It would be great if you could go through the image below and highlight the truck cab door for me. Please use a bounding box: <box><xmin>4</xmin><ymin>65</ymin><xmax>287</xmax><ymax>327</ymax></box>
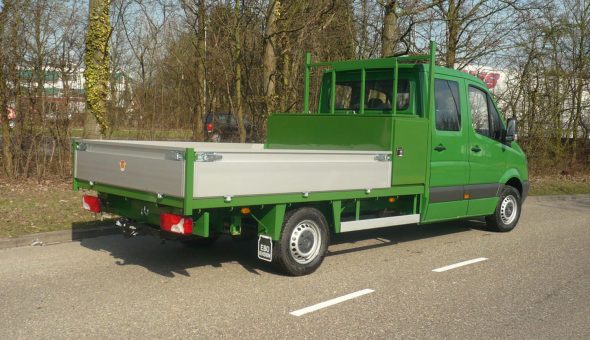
<box><xmin>466</xmin><ymin>85</ymin><xmax>507</xmax><ymax>216</ymax></box>
<box><xmin>424</xmin><ymin>78</ymin><xmax>469</xmax><ymax>222</ymax></box>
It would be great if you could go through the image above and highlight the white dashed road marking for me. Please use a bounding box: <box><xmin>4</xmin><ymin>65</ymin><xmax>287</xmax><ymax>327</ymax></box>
<box><xmin>432</xmin><ymin>257</ymin><xmax>488</xmax><ymax>272</ymax></box>
<box><xmin>290</xmin><ymin>289</ymin><xmax>375</xmax><ymax>316</ymax></box>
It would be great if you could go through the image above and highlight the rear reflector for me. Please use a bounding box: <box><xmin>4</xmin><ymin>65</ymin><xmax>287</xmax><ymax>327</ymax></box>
<box><xmin>82</xmin><ymin>195</ymin><xmax>101</xmax><ymax>213</ymax></box>
<box><xmin>160</xmin><ymin>213</ymin><xmax>193</xmax><ymax>235</ymax></box>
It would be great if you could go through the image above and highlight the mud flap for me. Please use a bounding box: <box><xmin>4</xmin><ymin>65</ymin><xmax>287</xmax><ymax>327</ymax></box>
<box><xmin>257</xmin><ymin>235</ymin><xmax>273</xmax><ymax>262</ymax></box>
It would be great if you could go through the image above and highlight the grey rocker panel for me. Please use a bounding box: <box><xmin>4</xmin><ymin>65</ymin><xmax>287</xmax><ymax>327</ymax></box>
<box><xmin>429</xmin><ymin>183</ymin><xmax>502</xmax><ymax>203</ymax></box>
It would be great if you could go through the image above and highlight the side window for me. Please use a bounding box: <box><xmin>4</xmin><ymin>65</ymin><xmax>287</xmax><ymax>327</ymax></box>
<box><xmin>434</xmin><ymin>79</ymin><xmax>461</xmax><ymax>131</ymax></box>
<box><xmin>469</xmin><ymin>86</ymin><xmax>503</xmax><ymax>141</ymax></box>
<box><xmin>468</xmin><ymin>87</ymin><xmax>490</xmax><ymax>137</ymax></box>
<box><xmin>487</xmin><ymin>97</ymin><xmax>503</xmax><ymax>141</ymax></box>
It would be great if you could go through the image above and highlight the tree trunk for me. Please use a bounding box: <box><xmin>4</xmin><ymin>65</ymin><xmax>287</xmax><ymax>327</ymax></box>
<box><xmin>445</xmin><ymin>0</ymin><xmax>459</xmax><ymax>68</ymax></box>
<box><xmin>263</xmin><ymin>0</ymin><xmax>280</xmax><ymax>118</ymax></box>
<box><xmin>83</xmin><ymin>0</ymin><xmax>111</xmax><ymax>139</ymax></box>
<box><xmin>234</xmin><ymin>0</ymin><xmax>246</xmax><ymax>143</ymax></box>
<box><xmin>192</xmin><ymin>0</ymin><xmax>206</xmax><ymax>142</ymax></box>
<box><xmin>381</xmin><ymin>1</ymin><xmax>398</xmax><ymax>57</ymax></box>
<box><xmin>0</xmin><ymin>1</ymin><xmax>14</xmax><ymax>177</ymax></box>
<box><xmin>280</xmin><ymin>50</ymin><xmax>290</xmax><ymax>112</ymax></box>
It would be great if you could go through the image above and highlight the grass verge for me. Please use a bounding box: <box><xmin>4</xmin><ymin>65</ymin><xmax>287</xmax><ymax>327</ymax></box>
<box><xmin>0</xmin><ymin>179</ymin><xmax>103</xmax><ymax>238</ymax></box>
<box><xmin>529</xmin><ymin>174</ymin><xmax>590</xmax><ymax>196</ymax></box>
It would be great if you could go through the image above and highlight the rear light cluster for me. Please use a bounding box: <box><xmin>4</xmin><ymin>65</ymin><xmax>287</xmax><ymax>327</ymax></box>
<box><xmin>82</xmin><ymin>195</ymin><xmax>101</xmax><ymax>213</ymax></box>
<box><xmin>206</xmin><ymin>123</ymin><xmax>213</xmax><ymax>133</ymax></box>
<box><xmin>160</xmin><ymin>213</ymin><xmax>193</xmax><ymax>235</ymax></box>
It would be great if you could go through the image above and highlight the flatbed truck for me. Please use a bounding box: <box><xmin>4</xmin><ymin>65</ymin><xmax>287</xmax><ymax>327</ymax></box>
<box><xmin>73</xmin><ymin>42</ymin><xmax>529</xmax><ymax>275</ymax></box>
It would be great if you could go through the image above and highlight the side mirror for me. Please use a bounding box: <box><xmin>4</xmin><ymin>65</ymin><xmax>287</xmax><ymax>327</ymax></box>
<box><xmin>504</xmin><ymin>118</ymin><xmax>517</xmax><ymax>143</ymax></box>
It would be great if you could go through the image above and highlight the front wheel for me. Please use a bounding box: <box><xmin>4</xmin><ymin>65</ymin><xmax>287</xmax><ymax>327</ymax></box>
<box><xmin>485</xmin><ymin>186</ymin><xmax>522</xmax><ymax>232</ymax></box>
<box><xmin>273</xmin><ymin>207</ymin><xmax>329</xmax><ymax>276</ymax></box>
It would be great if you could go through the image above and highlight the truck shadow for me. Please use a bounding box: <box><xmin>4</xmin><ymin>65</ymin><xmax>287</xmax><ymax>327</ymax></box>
<box><xmin>77</xmin><ymin>218</ymin><xmax>490</xmax><ymax>278</ymax></box>
<box><xmin>78</xmin><ymin>231</ymin><xmax>267</xmax><ymax>277</ymax></box>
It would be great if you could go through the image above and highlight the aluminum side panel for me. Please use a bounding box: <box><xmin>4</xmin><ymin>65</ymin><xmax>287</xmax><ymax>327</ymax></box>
<box><xmin>193</xmin><ymin>151</ymin><xmax>392</xmax><ymax>198</ymax></box>
<box><xmin>75</xmin><ymin>150</ymin><xmax>184</xmax><ymax>197</ymax></box>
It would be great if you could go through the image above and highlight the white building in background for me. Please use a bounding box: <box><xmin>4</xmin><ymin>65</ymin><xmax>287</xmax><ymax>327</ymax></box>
<box><xmin>16</xmin><ymin>67</ymin><xmax>131</xmax><ymax>120</ymax></box>
<box><xmin>460</xmin><ymin>65</ymin><xmax>510</xmax><ymax>94</ymax></box>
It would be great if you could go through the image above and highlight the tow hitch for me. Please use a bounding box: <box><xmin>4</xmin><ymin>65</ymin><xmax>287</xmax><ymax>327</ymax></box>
<box><xmin>115</xmin><ymin>218</ymin><xmax>140</xmax><ymax>238</ymax></box>
<box><xmin>115</xmin><ymin>217</ymin><xmax>189</xmax><ymax>241</ymax></box>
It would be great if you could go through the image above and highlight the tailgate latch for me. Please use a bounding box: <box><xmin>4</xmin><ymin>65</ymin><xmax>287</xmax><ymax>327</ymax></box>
<box><xmin>374</xmin><ymin>154</ymin><xmax>391</xmax><ymax>162</ymax></box>
<box><xmin>76</xmin><ymin>143</ymin><xmax>87</xmax><ymax>151</ymax></box>
<box><xmin>196</xmin><ymin>152</ymin><xmax>223</xmax><ymax>162</ymax></box>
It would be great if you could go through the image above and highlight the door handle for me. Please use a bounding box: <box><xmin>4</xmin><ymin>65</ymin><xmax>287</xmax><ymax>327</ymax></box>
<box><xmin>434</xmin><ymin>144</ymin><xmax>446</xmax><ymax>152</ymax></box>
<box><xmin>471</xmin><ymin>145</ymin><xmax>482</xmax><ymax>153</ymax></box>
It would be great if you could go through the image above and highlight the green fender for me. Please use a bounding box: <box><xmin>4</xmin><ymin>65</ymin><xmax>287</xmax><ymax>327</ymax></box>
<box><xmin>499</xmin><ymin>168</ymin><xmax>523</xmax><ymax>187</ymax></box>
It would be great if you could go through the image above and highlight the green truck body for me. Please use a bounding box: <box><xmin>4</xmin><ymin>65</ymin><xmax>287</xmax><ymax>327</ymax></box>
<box><xmin>74</xmin><ymin>43</ymin><xmax>528</xmax><ymax>275</ymax></box>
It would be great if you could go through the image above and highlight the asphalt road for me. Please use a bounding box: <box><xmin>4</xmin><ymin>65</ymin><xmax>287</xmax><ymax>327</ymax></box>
<box><xmin>1</xmin><ymin>195</ymin><xmax>589</xmax><ymax>339</ymax></box>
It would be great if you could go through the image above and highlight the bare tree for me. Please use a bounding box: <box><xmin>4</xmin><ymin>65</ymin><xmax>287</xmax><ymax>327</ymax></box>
<box><xmin>435</xmin><ymin>0</ymin><xmax>530</xmax><ymax>69</ymax></box>
<box><xmin>379</xmin><ymin>0</ymin><xmax>440</xmax><ymax>57</ymax></box>
<box><xmin>180</xmin><ymin>0</ymin><xmax>207</xmax><ymax>141</ymax></box>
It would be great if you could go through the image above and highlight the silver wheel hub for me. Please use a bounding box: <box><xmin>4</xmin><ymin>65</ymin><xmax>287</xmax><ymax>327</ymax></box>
<box><xmin>500</xmin><ymin>195</ymin><xmax>518</xmax><ymax>225</ymax></box>
<box><xmin>289</xmin><ymin>220</ymin><xmax>321</xmax><ymax>264</ymax></box>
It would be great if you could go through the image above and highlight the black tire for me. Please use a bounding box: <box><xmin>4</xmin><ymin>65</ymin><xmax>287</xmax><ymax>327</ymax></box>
<box><xmin>181</xmin><ymin>235</ymin><xmax>219</xmax><ymax>248</ymax></box>
<box><xmin>273</xmin><ymin>207</ymin><xmax>330</xmax><ymax>276</ymax></box>
<box><xmin>485</xmin><ymin>185</ymin><xmax>522</xmax><ymax>232</ymax></box>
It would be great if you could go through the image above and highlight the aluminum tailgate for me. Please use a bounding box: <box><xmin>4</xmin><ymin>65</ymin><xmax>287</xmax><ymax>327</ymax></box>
<box><xmin>74</xmin><ymin>140</ymin><xmax>186</xmax><ymax>197</ymax></box>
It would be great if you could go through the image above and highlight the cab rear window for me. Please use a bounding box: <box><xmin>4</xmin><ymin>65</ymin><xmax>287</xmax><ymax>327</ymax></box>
<box><xmin>322</xmin><ymin>70</ymin><xmax>411</xmax><ymax>114</ymax></box>
<box><xmin>334</xmin><ymin>79</ymin><xmax>409</xmax><ymax>111</ymax></box>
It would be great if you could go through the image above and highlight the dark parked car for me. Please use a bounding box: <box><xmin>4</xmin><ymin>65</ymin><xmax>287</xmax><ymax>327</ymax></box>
<box><xmin>204</xmin><ymin>112</ymin><xmax>251</xmax><ymax>142</ymax></box>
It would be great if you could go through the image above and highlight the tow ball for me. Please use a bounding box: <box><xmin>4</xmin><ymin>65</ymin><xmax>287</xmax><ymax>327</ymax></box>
<box><xmin>115</xmin><ymin>218</ymin><xmax>139</xmax><ymax>238</ymax></box>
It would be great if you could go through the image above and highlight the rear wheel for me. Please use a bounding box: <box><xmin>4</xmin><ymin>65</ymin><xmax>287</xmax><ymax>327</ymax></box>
<box><xmin>485</xmin><ymin>186</ymin><xmax>522</xmax><ymax>232</ymax></box>
<box><xmin>273</xmin><ymin>207</ymin><xmax>329</xmax><ymax>276</ymax></box>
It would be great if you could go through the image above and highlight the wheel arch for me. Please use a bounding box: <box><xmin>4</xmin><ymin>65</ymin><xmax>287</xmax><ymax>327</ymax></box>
<box><xmin>499</xmin><ymin>168</ymin><xmax>524</xmax><ymax>196</ymax></box>
<box><xmin>289</xmin><ymin>202</ymin><xmax>336</xmax><ymax>233</ymax></box>
<box><xmin>505</xmin><ymin>177</ymin><xmax>523</xmax><ymax>197</ymax></box>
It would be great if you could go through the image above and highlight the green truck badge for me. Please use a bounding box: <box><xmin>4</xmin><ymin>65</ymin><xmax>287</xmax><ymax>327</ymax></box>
<box><xmin>74</xmin><ymin>42</ymin><xmax>528</xmax><ymax>276</ymax></box>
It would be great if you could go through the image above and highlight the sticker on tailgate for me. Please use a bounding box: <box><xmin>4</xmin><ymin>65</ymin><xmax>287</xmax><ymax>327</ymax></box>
<box><xmin>119</xmin><ymin>160</ymin><xmax>127</xmax><ymax>172</ymax></box>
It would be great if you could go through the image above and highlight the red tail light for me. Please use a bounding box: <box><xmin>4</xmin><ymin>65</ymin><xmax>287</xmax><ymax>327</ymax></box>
<box><xmin>82</xmin><ymin>195</ymin><xmax>101</xmax><ymax>213</ymax></box>
<box><xmin>160</xmin><ymin>213</ymin><xmax>193</xmax><ymax>235</ymax></box>
<box><xmin>206</xmin><ymin>123</ymin><xmax>213</xmax><ymax>133</ymax></box>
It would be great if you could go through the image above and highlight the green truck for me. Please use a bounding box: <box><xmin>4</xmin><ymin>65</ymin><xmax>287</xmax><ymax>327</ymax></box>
<box><xmin>74</xmin><ymin>42</ymin><xmax>528</xmax><ymax>276</ymax></box>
